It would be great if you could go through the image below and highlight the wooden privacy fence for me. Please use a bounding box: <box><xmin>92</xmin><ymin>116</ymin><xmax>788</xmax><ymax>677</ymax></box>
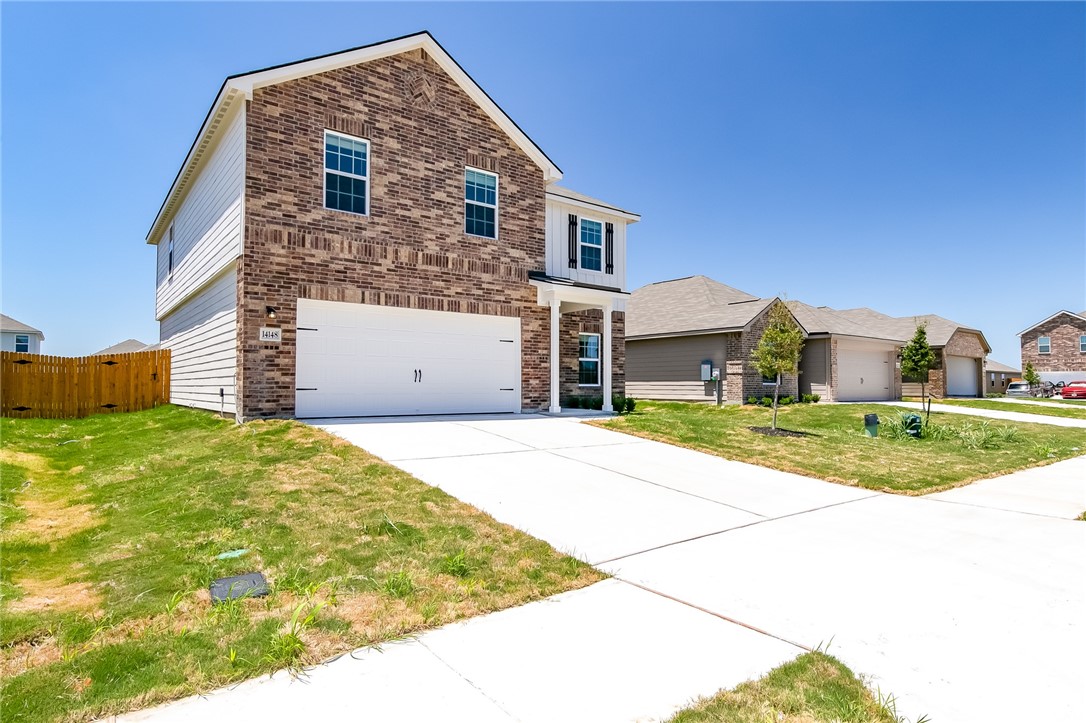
<box><xmin>1</xmin><ymin>349</ymin><xmax>171</xmax><ymax>419</ymax></box>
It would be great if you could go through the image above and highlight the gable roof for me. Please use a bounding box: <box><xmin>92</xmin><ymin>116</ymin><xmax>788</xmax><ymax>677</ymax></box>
<box><xmin>546</xmin><ymin>186</ymin><xmax>641</xmax><ymax>222</ymax></box>
<box><xmin>1017</xmin><ymin>310</ymin><xmax>1086</xmax><ymax>336</ymax></box>
<box><xmin>147</xmin><ymin>31</ymin><xmax>563</xmax><ymax>245</ymax></box>
<box><xmin>627</xmin><ymin>276</ymin><xmax>777</xmax><ymax>339</ymax></box>
<box><xmin>92</xmin><ymin>339</ymin><xmax>152</xmax><ymax>356</ymax></box>
<box><xmin>986</xmin><ymin>359</ymin><xmax>1021</xmax><ymax>374</ymax></box>
<box><xmin>0</xmin><ymin>314</ymin><xmax>44</xmax><ymax>339</ymax></box>
<box><xmin>785</xmin><ymin>301</ymin><xmax>904</xmax><ymax>343</ymax></box>
<box><xmin>832</xmin><ymin>308</ymin><xmax>991</xmax><ymax>353</ymax></box>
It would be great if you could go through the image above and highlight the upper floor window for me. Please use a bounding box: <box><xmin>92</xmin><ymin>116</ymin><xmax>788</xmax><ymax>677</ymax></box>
<box><xmin>14</xmin><ymin>335</ymin><xmax>29</xmax><ymax>353</ymax></box>
<box><xmin>465</xmin><ymin>168</ymin><xmax>497</xmax><ymax>238</ymax></box>
<box><xmin>167</xmin><ymin>225</ymin><xmax>175</xmax><ymax>278</ymax></box>
<box><xmin>1080</xmin><ymin>335</ymin><xmax>1086</xmax><ymax>353</ymax></box>
<box><xmin>578</xmin><ymin>333</ymin><xmax>600</xmax><ymax>386</ymax></box>
<box><xmin>1038</xmin><ymin>336</ymin><xmax>1051</xmax><ymax>354</ymax></box>
<box><xmin>324</xmin><ymin>131</ymin><xmax>369</xmax><ymax>216</ymax></box>
<box><xmin>579</xmin><ymin>219</ymin><xmax>603</xmax><ymax>271</ymax></box>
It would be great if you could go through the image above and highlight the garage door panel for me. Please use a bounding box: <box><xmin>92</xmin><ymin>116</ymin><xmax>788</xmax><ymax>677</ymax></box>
<box><xmin>295</xmin><ymin>299</ymin><xmax>520</xmax><ymax>418</ymax></box>
<box><xmin>947</xmin><ymin>356</ymin><xmax>978</xmax><ymax>397</ymax></box>
<box><xmin>838</xmin><ymin>348</ymin><xmax>892</xmax><ymax>402</ymax></box>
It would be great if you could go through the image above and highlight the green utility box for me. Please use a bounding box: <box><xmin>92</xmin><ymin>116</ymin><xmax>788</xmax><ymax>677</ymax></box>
<box><xmin>902</xmin><ymin>413</ymin><xmax>922</xmax><ymax>438</ymax></box>
<box><xmin>863</xmin><ymin>413</ymin><xmax>879</xmax><ymax>437</ymax></box>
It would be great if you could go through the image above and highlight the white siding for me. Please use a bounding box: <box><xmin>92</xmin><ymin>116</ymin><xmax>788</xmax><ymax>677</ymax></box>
<box><xmin>0</xmin><ymin>332</ymin><xmax>42</xmax><ymax>353</ymax></box>
<box><xmin>544</xmin><ymin>199</ymin><xmax>628</xmax><ymax>292</ymax></box>
<box><xmin>155</xmin><ymin>102</ymin><xmax>245</xmax><ymax>320</ymax></box>
<box><xmin>160</xmin><ymin>267</ymin><xmax>237</xmax><ymax>414</ymax></box>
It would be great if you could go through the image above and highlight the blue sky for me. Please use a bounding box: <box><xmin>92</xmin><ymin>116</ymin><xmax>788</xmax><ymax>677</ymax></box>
<box><xmin>2</xmin><ymin>2</ymin><xmax>1083</xmax><ymax>366</ymax></box>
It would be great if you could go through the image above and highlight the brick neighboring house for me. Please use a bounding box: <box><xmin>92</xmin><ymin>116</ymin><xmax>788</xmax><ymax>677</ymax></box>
<box><xmin>147</xmin><ymin>32</ymin><xmax>638</xmax><ymax>421</ymax></box>
<box><xmin>1018</xmin><ymin>310</ymin><xmax>1086</xmax><ymax>384</ymax></box>
<box><xmin>625</xmin><ymin>277</ymin><xmax>805</xmax><ymax>404</ymax></box>
<box><xmin>626</xmin><ymin>276</ymin><xmax>991</xmax><ymax>402</ymax></box>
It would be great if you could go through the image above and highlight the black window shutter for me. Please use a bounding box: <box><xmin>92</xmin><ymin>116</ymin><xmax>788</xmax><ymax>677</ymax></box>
<box><xmin>568</xmin><ymin>214</ymin><xmax>578</xmax><ymax>269</ymax></box>
<box><xmin>605</xmin><ymin>222</ymin><xmax>614</xmax><ymax>274</ymax></box>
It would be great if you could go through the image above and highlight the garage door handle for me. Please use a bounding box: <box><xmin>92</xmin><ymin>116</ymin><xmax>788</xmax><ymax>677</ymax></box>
<box><xmin>297</xmin><ymin>388</ymin><xmax>317</xmax><ymax>391</ymax></box>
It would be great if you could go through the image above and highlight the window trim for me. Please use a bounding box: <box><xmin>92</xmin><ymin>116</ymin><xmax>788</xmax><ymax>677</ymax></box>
<box><xmin>578</xmin><ymin>217</ymin><xmax>604</xmax><ymax>273</ymax></box>
<box><xmin>1080</xmin><ymin>335</ymin><xmax>1086</xmax><ymax>353</ymax></box>
<box><xmin>578</xmin><ymin>332</ymin><xmax>601</xmax><ymax>387</ymax></box>
<box><xmin>323</xmin><ymin>129</ymin><xmax>371</xmax><ymax>217</ymax></box>
<box><xmin>1038</xmin><ymin>336</ymin><xmax>1051</xmax><ymax>354</ymax></box>
<box><xmin>464</xmin><ymin>166</ymin><xmax>499</xmax><ymax>240</ymax></box>
<box><xmin>14</xmin><ymin>334</ymin><xmax>29</xmax><ymax>353</ymax></box>
<box><xmin>167</xmin><ymin>224</ymin><xmax>175</xmax><ymax>280</ymax></box>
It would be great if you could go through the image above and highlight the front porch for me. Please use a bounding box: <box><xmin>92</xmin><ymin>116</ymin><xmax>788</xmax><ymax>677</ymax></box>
<box><xmin>530</xmin><ymin>273</ymin><xmax>628</xmax><ymax>414</ymax></box>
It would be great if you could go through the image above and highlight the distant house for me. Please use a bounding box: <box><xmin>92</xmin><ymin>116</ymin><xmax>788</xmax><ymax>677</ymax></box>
<box><xmin>1018</xmin><ymin>310</ymin><xmax>1086</xmax><ymax>384</ymax></box>
<box><xmin>626</xmin><ymin>276</ymin><xmax>991</xmax><ymax>403</ymax></box>
<box><xmin>984</xmin><ymin>360</ymin><xmax>1020</xmax><ymax>394</ymax></box>
<box><xmin>91</xmin><ymin>339</ymin><xmax>155</xmax><ymax>356</ymax></box>
<box><xmin>0</xmin><ymin>314</ymin><xmax>44</xmax><ymax>354</ymax></box>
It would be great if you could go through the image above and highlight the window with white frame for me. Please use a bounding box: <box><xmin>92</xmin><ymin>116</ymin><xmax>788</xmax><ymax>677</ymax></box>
<box><xmin>465</xmin><ymin>168</ymin><xmax>497</xmax><ymax>238</ymax></box>
<box><xmin>578</xmin><ymin>333</ymin><xmax>600</xmax><ymax>386</ymax></box>
<box><xmin>1038</xmin><ymin>336</ymin><xmax>1051</xmax><ymax>354</ymax></box>
<box><xmin>14</xmin><ymin>335</ymin><xmax>29</xmax><ymax>353</ymax></box>
<box><xmin>579</xmin><ymin>219</ymin><xmax>603</xmax><ymax>271</ymax></box>
<box><xmin>1080</xmin><ymin>335</ymin><xmax>1086</xmax><ymax>353</ymax></box>
<box><xmin>324</xmin><ymin>131</ymin><xmax>369</xmax><ymax>215</ymax></box>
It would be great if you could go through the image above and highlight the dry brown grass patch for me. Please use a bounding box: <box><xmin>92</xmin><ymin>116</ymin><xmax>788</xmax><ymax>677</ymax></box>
<box><xmin>8</xmin><ymin>579</ymin><xmax>101</xmax><ymax>615</ymax></box>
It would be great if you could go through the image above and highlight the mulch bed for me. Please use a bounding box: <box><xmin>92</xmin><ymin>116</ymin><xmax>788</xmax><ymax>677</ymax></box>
<box><xmin>748</xmin><ymin>426</ymin><xmax>808</xmax><ymax>438</ymax></box>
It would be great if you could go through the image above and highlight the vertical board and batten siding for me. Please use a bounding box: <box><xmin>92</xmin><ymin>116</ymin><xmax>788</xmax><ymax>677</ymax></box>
<box><xmin>799</xmin><ymin>338</ymin><xmax>830</xmax><ymax>398</ymax></box>
<box><xmin>626</xmin><ymin>335</ymin><xmax>726</xmax><ymax>401</ymax></box>
<box><xmin>160</xmin><ymin>267</ymin><xmax>238</xmax><ymax>414</ymax></box>
<box><xmin>155</xmin><ymin>101</ymin><xmax>245</xmax><ymax>318</ymax></box>
<box><xmin>1</xmin><ymin>350</ymin><xmax>170</xmax><ymax>419</ymax></box>
<box><xmin>153</xmin><ymin>101</ymin><xmax>244</xmax><ymax>416</ymax></box>
<box><xmin>544</xmin><ymin>198</ymin><xmax>628</xmax><ymax>296</ymax></box>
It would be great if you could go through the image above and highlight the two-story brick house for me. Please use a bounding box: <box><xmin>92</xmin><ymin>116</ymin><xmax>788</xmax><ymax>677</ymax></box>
<box><xmin>1018</xmin><ymin>310</ymin><xmax>1086</xmax><ymax>384</ymax></box>
<box><xmin>147</xmin><ymin>32</ymin><xmax>638</xmax><ymax>421</ymax></box>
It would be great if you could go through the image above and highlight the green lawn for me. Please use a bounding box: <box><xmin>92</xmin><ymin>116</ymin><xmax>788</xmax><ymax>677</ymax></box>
<box><xmin>0</xmin><ymin>406</ymin><xmax>601</xmax><ymax>722</ymax></box>
<box><xmin>669</xmin><ymin>651</ymin><xmax>913</xmax><ymax>723</ymax></box>
<box><xmin>907</xmin><ymin>397</ymin><xmax>1086</xmax><ymax>420</ymax></box>
<box><xmin>599</xmin><ymin>401</ymin><xmax>1085</xmax><ymax>493</ymax></box>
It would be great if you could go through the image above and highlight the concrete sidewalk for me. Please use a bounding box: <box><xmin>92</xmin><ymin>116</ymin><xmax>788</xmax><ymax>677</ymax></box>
<box><xmin>872</xmin><ymin>400</ymin><xmax>1086</xmax><ymax>428</ymax></box>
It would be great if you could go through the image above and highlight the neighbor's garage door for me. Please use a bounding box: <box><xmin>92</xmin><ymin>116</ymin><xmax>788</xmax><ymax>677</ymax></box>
<box><xmin>946</xmin><ymin>356</ymin><xmax>979</xmax><ymax>397</ymax></box>
<box><xmin>837</xmin><ymin>347</ymin><xmax>892</xmax><ymax>401</ymax></box>
<box><xmin>295</xmin><ymin>299</ymin><xmax>520</xmax><ymax>418</ymax></box>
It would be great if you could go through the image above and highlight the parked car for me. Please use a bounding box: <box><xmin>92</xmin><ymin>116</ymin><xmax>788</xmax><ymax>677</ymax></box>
<box><xmin>1060</xmin><ymin>381</ymin><xmax>1086</xmax><ymax>400</ymax></box>
<box><xmin>1006</xmin><ymin>381</ymin><xmax>1032</xmax><ymax>397</ymax></box>
<box><xmin>1053</xmin><ymin>381</ymin><xmax>1066</xmax><ymax>396</ymax></box>
<box><xmin>1039</xmin><ymin>381</ymin><xmax>1056</xmax><ymax>398</ymax></box>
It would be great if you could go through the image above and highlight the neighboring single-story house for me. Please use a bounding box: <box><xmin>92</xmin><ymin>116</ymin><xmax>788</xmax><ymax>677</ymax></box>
<box><xmin>984</xmin><ymin>359</ymin><xmax>1020</xmax><ymax>393</ymax></box>
<box><xmin>833</xmin><ymin>309</ymin><xmax>990</xmax><ymax>398</ymax></box>
<box><xmin>147</xmin><ymin>32</ymin><xmax>638</xmax><ymax>421</ymax></box>
<box><xmin>0</xmin><ymin>314</ymin><xmax>44</xmax><ymax>354</ymax></box>
<box><xmin>626</xmin><ymin>276</ymin><xmax>991</xmax><ymax>402</ymax></box>
<box><xmin>1018</xmin><ymin>310</ymin><xmax>1086</xmax><ymax>385</ymax></box>
<box><xmin>91</xmin><ymin>339</ymin><xmax>154</xmax><ymax>356</ymax></box>
<box><xmin>785</xmin><ymin>301</ymin><xmax>904</xmax><ymax>402</ymax></box>
<box><xmin>625</xmin><ymin>276</ymin><xmax>804</xmax><ymax>404</ymax></box>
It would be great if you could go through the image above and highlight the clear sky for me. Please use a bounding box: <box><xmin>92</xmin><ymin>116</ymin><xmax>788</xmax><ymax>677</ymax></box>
<box><xmin>2</xmin><ymin>1</ymin><xmax>1083</xmax><ymax>366</ymax></box>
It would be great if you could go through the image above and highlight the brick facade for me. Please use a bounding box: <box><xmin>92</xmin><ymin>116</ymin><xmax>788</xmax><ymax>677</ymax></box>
<box><xmin>235</xmin><ymin>49</ymin><xmax>621</xmax><ymax>419</ymax></box>
<box><xmin>559</xmin><ymin>309</ymin><xmax>626</xmax><ymax>404</ymax></box>
<box><xmin>1020</xmin><ymin>313</ymin><xmax>1086</xmax><ymax>374</ymax></box>
<box><xmin>924</xmin><ymin>330</ymin><xmax>986</xmax><ymax>397</ymax></box>
<box><xmin>724</xmin><ymin>303</ymin><xmax>800</xmax><ymax>404</ymax></box>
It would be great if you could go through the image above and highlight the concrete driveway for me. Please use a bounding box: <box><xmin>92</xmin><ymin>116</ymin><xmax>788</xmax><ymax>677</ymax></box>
<box><xmin>122</xmin><ymin>415</ymin><xmax>1085</xmax><ymax>722</ymax></box>
<box><xmin>316</xmin><ymin>415</ymin><xmax>1085</xmax><ymax>723</ymax></box>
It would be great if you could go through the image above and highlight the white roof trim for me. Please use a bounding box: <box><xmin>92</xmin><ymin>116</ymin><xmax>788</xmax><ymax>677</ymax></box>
<box><xmin>147</xmin><ymin>31</ymin><xmax>562</xmax><ymax>245</ymax></box>
<box><xmin>1017</xmin><ymin>310</ymin><xmax>1086</xmax><ymax>336</ymax></box>
<box><xmin>545</xmin><ymin>191</ymin><xmax>641</xmax><ymax>223</ymax></box>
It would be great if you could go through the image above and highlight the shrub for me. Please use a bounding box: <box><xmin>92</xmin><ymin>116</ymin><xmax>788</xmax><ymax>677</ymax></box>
<box><xmin>779</xmin><ymin>395</ymin><xmax>794</xmax><ymax>405</ymax></box>
<box><xmin>810</xmin><ymin>394</ymin><xmax>820</xmax><ymax>403</ymax></box>
<box><xmin>761</xmin><ymin>396</ymin><xmax>773</xmax><ymax>407</ymax></box>
<box><xmin>747</xmin><ymin>396</ymin><xmax>758</xmax><ymax>405</ymax></box>
<box><xmin>624</xmin><ymin>397</ymin><xmax>636</xmax><ymax>413</ymax></box>
<box><xmin>589</xmin><ymin>396</ymin><xmax>604</xmax><ymax>411</ymax></box>
<box><xmin>800</xmin><ymin>393</ymin><xmax>820</xmax><ymax>404</ymax></box>
<box><xmin>567</xmin><ymin>396</ymin><xmax>581</xmax><ymax>408</ymax></box>
<box><xmin>612</xmin><ymin>394</ymin><xmax>627</xmax><ymax>413</ymax></box>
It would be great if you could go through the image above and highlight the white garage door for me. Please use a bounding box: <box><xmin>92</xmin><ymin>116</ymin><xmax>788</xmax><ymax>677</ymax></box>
<box><xmin>838</xmin><ymin>348</ymin><xmax>892</xmax><ymax>401</ymax></box>
<box><xmin>947</xmin><ymin>356</ymin><xmax>978</xmax><ymax>397</ymax></box>
<box><xmin>295</xmin><ymin>299</ymin><xmax>520</xmax><ymax>418</ymax></box>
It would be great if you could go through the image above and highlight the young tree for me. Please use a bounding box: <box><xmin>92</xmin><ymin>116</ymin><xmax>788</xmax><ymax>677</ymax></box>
<box><xmin>1023</xmin><ymin>362</ymin><xmax>1040</xmax><ymax>393</ymax></box>
<box><xmin>901</xmin><ymin>323</ymin><xmax>937</xmax><ymax>423</ymax></box>
<box><xmin>749</xmin><ymin>302</ymin><xmax>805</xmax><ymax>430</ymax></box>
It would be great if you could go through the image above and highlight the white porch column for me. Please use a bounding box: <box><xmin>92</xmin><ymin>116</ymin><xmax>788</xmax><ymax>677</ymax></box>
<box><xmin>549</xmin><ymin>298</ymin><xmax>561</xmax><ymax>413</ymax></box>
<box><xmin>602</xmin><ymin>303</ymin><xmax>613</xmax><ymax>412</ymax></box>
